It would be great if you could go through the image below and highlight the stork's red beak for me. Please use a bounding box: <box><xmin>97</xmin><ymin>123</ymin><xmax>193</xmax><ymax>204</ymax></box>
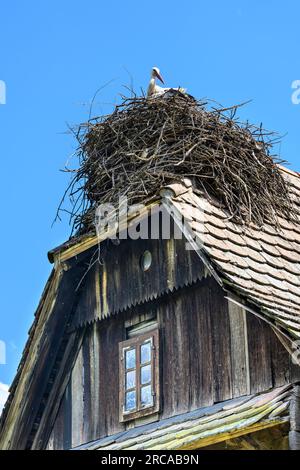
<box><xmin>155</xmin><ymin>71</ymin><xmax>164</xmax><ymax>84</ymax></box>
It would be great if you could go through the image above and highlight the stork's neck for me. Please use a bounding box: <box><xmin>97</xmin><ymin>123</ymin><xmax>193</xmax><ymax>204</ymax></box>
<box><xmin>148</xmin><ymin>77</ymin><xmax>156</xmax><ymax>96</ymax></box>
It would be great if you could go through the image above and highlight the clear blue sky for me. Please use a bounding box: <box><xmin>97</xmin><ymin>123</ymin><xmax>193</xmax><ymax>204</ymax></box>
<box><xmin>0</xmin><ymin>0</ymin><xmax>299</xmax><ymax>386</ymax></box>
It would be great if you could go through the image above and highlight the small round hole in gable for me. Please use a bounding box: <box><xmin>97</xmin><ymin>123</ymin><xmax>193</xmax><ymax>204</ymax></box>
<box><xmin>140</xmin><ymin>250</ymin><xmax>152</xmax><ymax>272</ymax></box>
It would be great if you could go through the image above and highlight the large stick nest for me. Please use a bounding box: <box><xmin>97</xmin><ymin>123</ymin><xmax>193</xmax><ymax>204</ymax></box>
<box><xmin>61</xmin><ymin>92</ymin><xmax>294</xmax><ymax>235</ymax></box>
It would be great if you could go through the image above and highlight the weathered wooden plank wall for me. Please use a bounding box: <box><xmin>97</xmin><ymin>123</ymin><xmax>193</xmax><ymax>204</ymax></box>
<box><xmin>46</xmin><ymin>381</ymin><xmax>72</xmax><ymax>450</ymax></box>
<box><xmin>46</xmin><ymin>274</ymin><xmax>299</xmax><ymax>449</ymax></box>
<box><xmin>247</xmin><ymin>313</ymin><xmax>273</xmax><ymax>394</ymax></box>
<box><xmin>159</xmin><ymin>280</ymin><xmax>215</xmax><ymax>416</ymax></box>
<box><xmin>72</xmin><ymin>214</ymin><xmax>206</xmax><ymax>329</ymax></box>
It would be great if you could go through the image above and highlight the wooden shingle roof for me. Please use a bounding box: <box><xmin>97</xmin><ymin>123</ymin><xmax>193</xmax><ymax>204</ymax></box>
<box><xmin>74</xmin><ymin>385</ymin><xmax>291</xmax><ymax>450</ymax></box>
<box><xmin>161</xmin><ymin>167</ymin><xmax>300</xmax><ymax>340</ymax></box>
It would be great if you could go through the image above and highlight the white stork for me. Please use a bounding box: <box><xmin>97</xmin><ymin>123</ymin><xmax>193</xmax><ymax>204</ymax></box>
<box><xmin>147</xmin><ymin>67</ymin><xmax>186</xmax><ymax>97</ymax></box>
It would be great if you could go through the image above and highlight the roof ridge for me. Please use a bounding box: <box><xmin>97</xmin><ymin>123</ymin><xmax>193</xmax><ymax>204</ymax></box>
<box><xmin>278</xmin><ymin>164</ymin><xmax>300</xmax><ymax>179</ymax></box>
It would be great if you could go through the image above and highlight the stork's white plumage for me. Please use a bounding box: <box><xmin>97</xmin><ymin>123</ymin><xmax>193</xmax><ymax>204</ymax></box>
<box><xmin>147</xmin><ymin>67</ymin><xmax>165</xmax><ymax>97</ymax></box>
<box><xmin>147</xmin><ymin>67</ymin><xmax>186</xmax><ymax>97</ymax></box>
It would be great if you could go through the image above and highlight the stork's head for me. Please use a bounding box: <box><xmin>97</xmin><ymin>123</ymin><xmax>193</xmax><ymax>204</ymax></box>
<box><xmin>152</xmin><ymin>67</ymin><xmax>164</xmax><ymax>84</ymax></box>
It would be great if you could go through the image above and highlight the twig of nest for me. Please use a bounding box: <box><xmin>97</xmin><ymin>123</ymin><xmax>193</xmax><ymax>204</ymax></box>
<box><xmin>57</xmin><ymin>92</ymin><xmax>295</xmax><ymax>236</ymax></box>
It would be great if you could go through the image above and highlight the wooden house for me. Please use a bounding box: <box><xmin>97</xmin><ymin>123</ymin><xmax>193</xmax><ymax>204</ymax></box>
<box><xmin>1</xmin><ymin>169</ymin><xmax>300</xmax><ymax>450</ymax></box>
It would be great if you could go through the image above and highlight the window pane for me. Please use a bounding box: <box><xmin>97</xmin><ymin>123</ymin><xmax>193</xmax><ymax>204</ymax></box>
<box><xmin>141</xmin><ymin>385</ymin><xmax>153</xmax><ymax>407</ymax></box>
<box><xmin>141</xmin><ymin>342</ymin><xmax>151</xmax><ymax>364</ymax></box>
<box><xmin>126</xmin><ymin>370</ymin><xmax>136</xmax><ymax>390</ymax></box>
<box><xmin>125</xmin><ymin>390</ymin><xmax>136</xmax><ymax>411</ymax></box>
<box><xmin>141</xmin><ymin>364</ymin><xmax>151</xmax><ymax>385</ymax></box>
<box><xmin>125</xmin><ymin>348</ymin><xmax>136</xmax><ymax>370</ymax></box>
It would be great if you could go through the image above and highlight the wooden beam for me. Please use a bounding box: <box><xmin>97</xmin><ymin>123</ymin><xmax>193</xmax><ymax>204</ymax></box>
<box><xmin>31</xmin><ymin>328</ymin><xmax>85</xmax><ymax>449</ymax></box>
<box><xmin>228</xmin><ymin>302</ymin><xmax>250</xmax><ymax>397</ymax></box>
<box><xmin>50</xmin><ymin>202</ymin><xmax>160</xmax><ymax>264</ymax></box>
<box><xmin>179</xmin><ymin>418</ymin><xmax>288</xmax><ymax>450</ymax></box>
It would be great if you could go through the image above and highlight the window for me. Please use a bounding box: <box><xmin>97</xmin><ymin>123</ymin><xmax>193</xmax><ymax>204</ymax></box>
<box><xmin>119</xmin><ymin>330</ymin><xmax>159</xmax><ymax>422</ymax></box>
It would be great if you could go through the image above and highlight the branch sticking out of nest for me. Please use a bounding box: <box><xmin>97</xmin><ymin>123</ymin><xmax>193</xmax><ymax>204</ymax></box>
<box><xmin>59</xmin><ymin>92</ymin><xmax>295</xmax><ymax>236</ymax></box>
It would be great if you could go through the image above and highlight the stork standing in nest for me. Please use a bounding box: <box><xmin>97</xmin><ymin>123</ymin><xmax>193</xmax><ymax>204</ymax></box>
<box><xmin>147</xmin><ymin>67</ymin><xmax>186</xmax><ymax>97</ymax></box>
